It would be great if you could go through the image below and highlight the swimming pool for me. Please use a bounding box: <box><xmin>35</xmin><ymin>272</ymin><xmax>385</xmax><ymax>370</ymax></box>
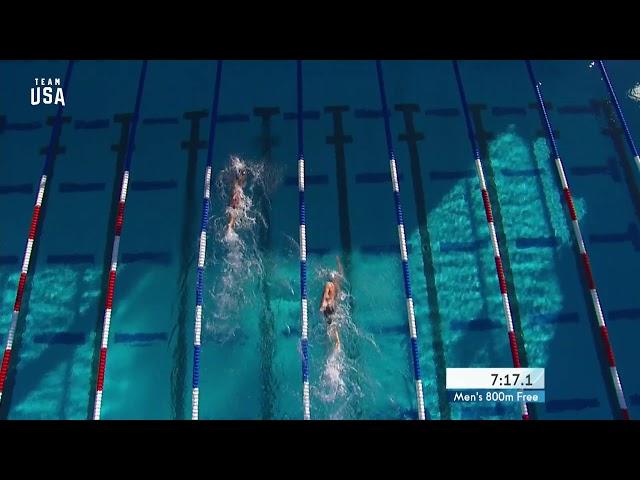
<box><xmin>0</xmin><ymin>59</ymin><xmax>639</xmax><ymax>420</ymax></box>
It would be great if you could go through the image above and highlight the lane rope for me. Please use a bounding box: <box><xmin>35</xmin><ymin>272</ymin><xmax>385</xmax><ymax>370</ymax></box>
<box><xmin>191</xmin><ymin>61</ymin><xmax>223</xmax><ymax>420</ymax></box>
<box><xmin>93</xmin><ymin>60</ymin><xmax>148</xmax><ymax>420</ymax></box>
<box><xmin>297</xmin><ymin>60</ymin><xmax>311</xmax><ymax>420</ymax></box>
<box><xmin>375</xmin><ymin>60</ymin><xmax>427</xmax><ymax>420</ymax></box>
<box><xmin>0</xmin><ymin>60</ymin><xmax>75</xmax><ymax>407</ymax></box>
<box><xmin>526</xmin><ymin>59</ymin><xmax>630</xmax><ymax>420</ymax></box>
<box><xmin>597</xmin><ymin>60</ymin><xmax>640</xmax><ymax>172</ymax></box>
<box><xmin>453</xmin><ymin>60</ymin><xmax>529</xmax><ymax>420</ymax></box>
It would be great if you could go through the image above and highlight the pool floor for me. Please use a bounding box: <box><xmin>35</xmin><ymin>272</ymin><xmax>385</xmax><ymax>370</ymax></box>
<box><xmin>0</xmin><ymin>60</ymin><xmax>639</xmax><ymax>420</ymax></box>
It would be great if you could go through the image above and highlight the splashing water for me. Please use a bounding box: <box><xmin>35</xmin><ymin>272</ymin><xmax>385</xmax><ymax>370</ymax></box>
<box><xmin>628</xmin><ymin>83</ymin><xmax>640</xmax><ymax>103</ymax></box>
<box><xmin>319</xmin><ymin>348</ymin><xmax>347</xmax><ymax>402</ymax></box>
<box><xmin>213</xmin><ymin>156</ymin><xmax>266</xmax><ymax>236</ymax></box>
<box><xmin>311</xmin><ymin>264</ymin><xmax>377</xmax><ymax>418</ymax></box>
<box><xmin>204</xmin><ymin>156</ymin><xmax>268</xmax><ymax>343</ymax></box>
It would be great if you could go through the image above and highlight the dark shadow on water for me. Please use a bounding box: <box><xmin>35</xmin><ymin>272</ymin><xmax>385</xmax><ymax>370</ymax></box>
<box><xmin>395</xmin><ymin>102</ymin><xmax>450</xmax><ymax>420</ymax></box>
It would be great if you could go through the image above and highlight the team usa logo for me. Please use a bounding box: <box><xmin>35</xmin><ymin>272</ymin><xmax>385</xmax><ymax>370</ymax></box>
<box><xmin>30</xmin><ymin>77</ymin><xmax>65</xmax><ymax>106</ymax></box>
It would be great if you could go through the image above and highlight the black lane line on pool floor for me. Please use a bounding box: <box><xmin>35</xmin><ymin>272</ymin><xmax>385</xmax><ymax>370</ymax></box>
<box><xmin>0</xmin><ymin>184</ymin><xmax>34</xmax><ymax>195</ymax></box>
<box><xmin>459</xmin><ymin>177</ymin><xmax>515</xmax><ymax>420</ymax></box>
<box><xmin>0</xmin><ymin>112</ymin><xmax>71</xmax><ymax>419</ymax></box>
<box><xmin>9</xmin><ymin>122</ymin><xmax>43</xmax><ymax>131</ymax></box>
<box><xmin>325</xmin><ymin>106</ymin><xmax>353</xmax><ymax>263</ymax></box>
<box><xmin>74</xmin><ymin>119</ymin><xmax>110</xmax><ymax>130</ymax></box>
<box><xmin>395</xmin><ymin>103</ymin><xmax>450</xmax><ymax>420</ymax></box>
<box><xmin>571</xmin><ymin>244</ymin><xmax>634</xmax><ymax>419</ymax></box>
<box><xmin>593</xmin><ymin>97</ymin><xmax>640</xmax><ymax>417</ymax></box>
<box><xmin>59</xmin><ymin>182</ymin><xmax>106</xmax><ymax>193</ymax></box>
<box><xmin>570</xmin><ymin>156</ymin><xmax>620</xmax><ymax>182</ymax></box>
<box><xmin>503</xmin><ymin>102</ymin><xmax>618</xmax><ymax>414</ymax></box>
<box><xmin>469</xmin><ymin>104</ymin><xmax>531</xmax><ymax>372</ymax></box>
<box><xmin>524</xmin><ymin>107</ymin><xmax>583</xmax><ymax>419</ymax></box>
<box><xmin>529</xmin><ymin>102</ymin><xmax>560</xmax><ymax>139</ymax></box>
<box><xmin>254</xmin><ymin>105</ymin><xmax>280</xmax><ymax>419</ymax></box>
<box><xmin>87</xmin><ymin>112</ymin><xmax>133</xmax><ymax>420</ymax></box>
<box><xmin>596</xmin><ymin>98</ymin><xmax>640</xmax><ymax>224</ymax></box>
<box><xmin>0</xmin><ymin>256</ymin><xmax>19</xmax><ymax>265</ymax></box>
<box><xmin>173</xmin><ymin>109</ymin><xmax>208</xmax><ymax>420</ymax></box>
<box><xmin>325</xmin><ymin>104</ymin><xmax>365</xmax><ymax>418</ymax></box>
<box><xmin>589</xmin><ymin>223</ymin><xmax>640</xmax><ymax>251</ymax></box>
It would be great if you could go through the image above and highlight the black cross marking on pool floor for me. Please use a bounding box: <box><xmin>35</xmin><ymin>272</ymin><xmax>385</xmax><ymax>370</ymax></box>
<box><xmin>594</xmin><ymin>98</ymin><xmax>640</xmax><ymax>224</ymax></box>
<box><xmin>110</xmin><ymin>113</ymin><xmax>134</xmax><ymax>157</ymax></box>
<box><xmin>590</xmin><ymin>223</ymin><xmax>640</xmax><ymax>251</ymax></box>
<box><xmin>395</xmin><ymin>103</ymin><xmax>450</xmax><ymax>420</ymax></box>
<box><xmin>39</xmin><ymin>115</ymin><xmax>71</xmax><ymax>157</ymax></box>
<box><xmin>570</xmin><ymin>156</ymin><xmax>621</xmax><ymax>182</ymax></box>
<box><xmin>254</xmin><ymin>106</ymin><xmax>279</xmax><ymax>420</ymax></box>
<box><xmin>0</xmin><ymin>113</ymin><xmax>71</xmax><ymax>419</ymax></box>
<box><xmin>172</xmin><ymin>109</ymin><xmax>209</xmax><ymax>420</ymax></box>
<box><xmin>528</xmin><ymin>102</ymin><xmax>560</xmax><ymax>139</ymax></box>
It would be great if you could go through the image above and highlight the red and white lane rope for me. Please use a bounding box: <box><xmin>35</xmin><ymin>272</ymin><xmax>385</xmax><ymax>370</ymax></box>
<box><xmin>453</xmin><ymin>60</ymin><xmax>529</xmax><ymax>420</ymax></box>
<box><xmin>93</xmin><ymin>60</ymin><xmax>148</xmax><ymax>420</ymax></box>
<box><xmin>526</xmin><ymin>60</ymin><xmax>629</xmax><ymax>420</ymax></box>
<box><xmin>0</xmin><ymin>60</ymin><xmax>75</xmax><ymax>407</ymax></box>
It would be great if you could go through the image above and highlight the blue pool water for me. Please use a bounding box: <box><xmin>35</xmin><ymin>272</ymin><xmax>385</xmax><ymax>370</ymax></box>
<box><xmin>0</xmin><ymin>60</ymin><xmax>639</xmax><ymax>419</ymax></box>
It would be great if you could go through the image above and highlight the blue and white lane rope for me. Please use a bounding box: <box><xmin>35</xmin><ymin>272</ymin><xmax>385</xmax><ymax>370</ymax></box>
<box><xmin>597</xmin><ymin>60</ymin><xmax>640</xmax><ymax>172</ymax></box>
<box><xmin>526</xmin><ymin>60</ymin><xmax>630</xmax><ymax>420</ymax></box>
<box><xmin>192</xmin><ymin>60</ymin><xmax>223</xmax><ymax>420</ymax></box>
<box><xmin>375</xmin><ymin>60</ymin><xmax>426</xmax><ymax>420</ymax></box>
<box><xmin>93</xmin><ymin>60</ymin><xmax>148</xmax><ymax>420</ymax></box>
<box><xmin>297</xmin><ymin>60</ymin><xmax>311</xmax><ymax>420</ymax></box>
<box><xmin>452</xmin><ymin>60</ymin><xmax>528</xmax><ymax>420</ymax></box>
<box><xmin>0</xmin><ymin>60</ymin><xmax>75</xmax><ymax>406</ymax></box>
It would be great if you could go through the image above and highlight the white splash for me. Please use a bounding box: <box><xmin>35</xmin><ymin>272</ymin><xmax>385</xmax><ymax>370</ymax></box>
<box><xmin>204</xmin><ymin>155</ymin><xmax>267</xmax><ymax>343</ymax></box>
<box><xmin>628</xmin><ymin>83</ymin><xmax>640</xmax><ymax>103</ymax></box>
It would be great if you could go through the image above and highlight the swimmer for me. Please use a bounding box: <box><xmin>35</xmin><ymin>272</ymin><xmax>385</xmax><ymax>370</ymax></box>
<box><xmin>226</xmin><ymin>166</ymin><xmax>248</xmax><ymax>233</ymax></box>
<box><xmin>320</xmin><ymin>256</ymin><xmax>344</xmax><ymax>351</ymax></box>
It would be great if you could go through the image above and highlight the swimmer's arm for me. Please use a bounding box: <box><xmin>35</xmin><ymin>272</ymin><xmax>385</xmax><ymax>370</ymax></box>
<box><xmin>319</xmin><ymin>285</ymin><xmax>328</xmax><ymax>312</ymax></box>
<box><xmin>227</xmin><ymin>211</ymin><xmax>236</xmax><ymax>231</ymax></box>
